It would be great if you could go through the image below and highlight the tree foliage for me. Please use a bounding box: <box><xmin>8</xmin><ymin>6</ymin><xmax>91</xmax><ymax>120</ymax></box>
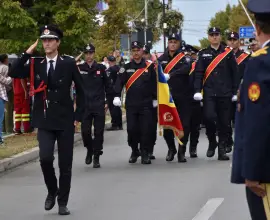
<box><xmin>0</xmin><ymin>0</ymin><xmax>99</xmax><ymax>54</ymax></box>
<box><xmin>199</xmin><ymin>1</ymin><xmax>254</xmax><ymax>48</ymax></box>
<box><xmin>160</xmin><ymin>10</ymin><xmax>184</xmax><ymax>36</ymax></box>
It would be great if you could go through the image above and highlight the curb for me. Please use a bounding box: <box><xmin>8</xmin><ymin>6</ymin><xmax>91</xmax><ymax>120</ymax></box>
<box><xmin>0</xmin><ymin>116</ymin><xmax>126</xmax><ymax>173</ymax></box>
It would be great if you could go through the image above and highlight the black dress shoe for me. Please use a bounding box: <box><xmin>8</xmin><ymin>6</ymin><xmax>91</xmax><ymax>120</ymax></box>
<box><xmin>218</xmin><ymin>154</ymin><xmax>230</xmax><ymax>161</ymax></box>
<box><xmin>85</xmin><ymin>150</ymin><xmax>93</xmax><ymax>165</ymax></box>
<box><xmin>177</xmin><ymin>153</ymin><xmax>187</xmax><ymax>163</ymax></box>
<box><xmin>206</xmin><ymin>142</ymin><xmax>217</xmax><ymax>158</ymax></box>
<box><xmin>93</xmin><ymin>155</ymin><xmax>101</xmax><ymax>168</ymax></box>
<box><xmin>129</xmin><ymin>151</ymin><xmax>140</xmax><ymax>163</ymax></box>
<box><xmin>106</xmin><ymin>126</ymin><xmax>119</xmax><ymax>131</ymax></box>
<box><xmin>149</xmin><ymin>153</ymin><xmax>156</xmax><ymax>160</ymax></box>
<box><xmin>45</xmin><ymin>190</ymin><xmax>58</xmax><ymax>211</ymax></box>
<box><xmin>218</xmin><ymin>142</ymin><xmax>230</xmax><ymax>161</ymax></box>
<box><xmin>190</xmin><ymin>151</ymin><xmax>198</xmax><ymax>158</ymax></box>
<box><xmin>141</xmin><ymin>151</ymin><xmax>151</xmax><ymax>164</ymax></box>
<box><xmin>166</xmin><ymin>149</ymin><xmax>177</xmax><ymax>161</ymax></box>
<box><xmin>58</xmin><ymin>206</ymin><xmax>70</xmax><ymax>215</ymax></box>
<box><xmin>225</xmin><ymin>146</ymin><xmax>232</xmax><ymax>154</ymax></box>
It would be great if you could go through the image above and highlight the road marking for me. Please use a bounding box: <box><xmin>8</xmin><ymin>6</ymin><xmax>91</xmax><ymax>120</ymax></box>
<box><xmin>192</xmin><ymin>198</ymin><xmax>224</xmax><ymax>220</ymax></box>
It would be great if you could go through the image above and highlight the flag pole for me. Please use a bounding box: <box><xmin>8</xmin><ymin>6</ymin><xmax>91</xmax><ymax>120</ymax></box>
<box><xmin>154</xmin><ymin>53</ymin><xmax>163</xmax><ymax>136</ymax></box>
<box><xmin>238</xmin><ymin>0</ymin><xmax>255</xmax><ymax>28</ymax></box>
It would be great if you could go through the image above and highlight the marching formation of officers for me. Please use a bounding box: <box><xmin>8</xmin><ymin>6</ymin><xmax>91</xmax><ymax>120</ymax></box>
<box><xmin>7</xmin><ymin>0</ymin><xmax>269</xmax><ymax>217</ymax></box>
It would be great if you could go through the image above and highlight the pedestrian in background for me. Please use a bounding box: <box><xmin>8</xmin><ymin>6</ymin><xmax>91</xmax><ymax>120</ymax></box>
<box><xmin>0</xmin><ymin>54</ymin><xmax>12</xmax><ymax>144</ymax></box>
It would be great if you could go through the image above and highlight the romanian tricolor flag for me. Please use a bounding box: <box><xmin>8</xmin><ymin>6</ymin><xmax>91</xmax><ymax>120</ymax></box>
<box><xmin>157</xmin><ymin>63</ymin><xmax>184</xmax><ymax>143</ymax></box>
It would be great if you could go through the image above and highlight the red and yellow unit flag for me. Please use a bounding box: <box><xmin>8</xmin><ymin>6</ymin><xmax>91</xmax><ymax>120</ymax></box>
<box><xmin>157</xmin><ymin>63</ymin><xmax>184</xmax><ymax>144</ymax></box>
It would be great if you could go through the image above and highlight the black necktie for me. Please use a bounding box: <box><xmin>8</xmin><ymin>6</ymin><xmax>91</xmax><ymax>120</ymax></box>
<box><xmin>48</xmin><ymin>60</ymin><xmax>54</xmax><ymax>85</ymax></box>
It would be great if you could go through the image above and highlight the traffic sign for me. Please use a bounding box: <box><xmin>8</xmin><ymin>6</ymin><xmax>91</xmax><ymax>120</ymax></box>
<box><xmin>239</xmin><ymin>26</ymin><xmax>255</xmax><ymax>38</ymax></box>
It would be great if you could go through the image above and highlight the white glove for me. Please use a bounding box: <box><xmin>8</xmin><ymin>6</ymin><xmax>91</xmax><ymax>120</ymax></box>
<box><xmin>113</xmin><ymin>97</ymin><xmax>121</xmax><ymax>107</ymax></box>
<box><xmin>193</xmin><ymin>93</ymin><xmax>203</xmax><ymax>101</ymax></box>
<box><xmin>153</xmin><ymin>100</ymin><xmax>158</xmax><ymax>108</ymax></box>
<box><xmin>7</xmin><ymin>77</ymin><xmax>12</xmax><ymax>84</ymax></box>
<box><xmin>163</xmin><ymin>74</ymin><xmax>170</xmax><ymax>81</ymax></box>
<box><xmin>232</xmin><ymin>95</ymin><xmax>237</xmax><ymax>102</ymax></box>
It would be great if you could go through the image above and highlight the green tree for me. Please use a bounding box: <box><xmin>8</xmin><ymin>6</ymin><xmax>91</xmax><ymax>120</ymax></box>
<box><xmin>0</xmin><ymin>0</ymin><xmax>36</xmax><ymax>53</ymax></box>
<box><xmin>199</xmin><ymin>1</ymin><xmax>255</xmax><ymax>48</ymax></box>
<box><xmin>199</xmin><ymin>38</ymin><xmax>210</xmax><ymax>48</ymax></box>
<box><xmin>94</xmin><ymin>0</ymin><xmax>163</xmax><ymax>59</ymax></box>
<box><xmin>160</xmin><ymin>9</ymin><xmax>184</xmax><ymax>36</ymax></box>
<box><xmin>0</xmin><ymin>0</ymin><xmax>99</xmax><ymax>54</ymax></box>
<box><xmin>209</xmin><ymin>4</ymin><xmax>231</xmax><ymax>42</ymax></box>
<box><xmin>229</xmin><ymin>0</ymin><xmax>254</xmax><ymax>31</ymax></box>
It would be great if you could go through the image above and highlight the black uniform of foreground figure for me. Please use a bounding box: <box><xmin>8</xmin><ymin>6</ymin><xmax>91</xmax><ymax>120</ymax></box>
<box><xmin>78</xmin><ymin>43</ymin><xmax>113</xmax><ymax>168</ymax></box>
<box><xmin>143</xmin><ymin>44</ymin><xmax>157</xmax><ymax>160</ymax></box>
<box><xmin>113</xmin><ymin>41</ymin><xmax>157</xmax><ymax>164</ymax></box>
<box><xmin>226</xmin><ymin>31</ymin><xmax>250</xmax><ymax>154</ymax></box>
<box><xmin>193</xmin><ymin>27</ymin><xmax>238</xmax><ymax>161</ymax></box>
<box><xmin>231</xmin><ymin>1</ymin><xmax>270</xmax><ymax>219</ymax></box>
<box><xmin>158</xmin><ymin>34</ymin><xmax>192</xmax><ymax>163</ymax></box>
<box><xmin>105</xmin><ymin>55</ymin><xmax>123</xmax><ymax>131</ymax></box>
<box><xmin>8</xmin><ymin>25</ymin><xmax>85</xmax><ymax>215</ymax></box>
<box><xmin>185</xmin><ymin>46</ymin><xmax>202</xmax><ymax>158</ymax></box>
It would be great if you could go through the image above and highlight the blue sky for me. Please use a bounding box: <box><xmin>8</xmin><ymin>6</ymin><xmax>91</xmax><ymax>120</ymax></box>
<box><xmin>152</xmin><ymin>0</ymin><xmax>239</xmax><ymax>51</ymax></box>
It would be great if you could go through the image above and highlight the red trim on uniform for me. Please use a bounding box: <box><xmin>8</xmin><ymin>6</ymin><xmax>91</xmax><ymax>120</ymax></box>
<box><xmin>125</xmin><ymin>62</ymin><xmax>152</xmax><ymax>92</ymax></box>
<box><xmin>164</xmin><ymin>52</ymin><xmax>185</xmax><ymax>74</ymax></box>
<box><xmin>203</xmin><ymin>47</ymin><xmax>231</xmax><ymax>85</ymax></box>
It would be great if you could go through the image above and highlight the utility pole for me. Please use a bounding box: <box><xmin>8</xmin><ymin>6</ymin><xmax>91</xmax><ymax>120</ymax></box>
<box><xmin>163</xmin><ymin>0</ymin><xmax>166</xmax><ymax>52</ymax></box>
<box><xmin>144</xmin><ymin>0</ymin><xmax>148</xmax><ymax>45</ymax></box>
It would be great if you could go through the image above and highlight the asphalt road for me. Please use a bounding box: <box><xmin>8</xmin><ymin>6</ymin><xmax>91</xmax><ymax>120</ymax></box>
<box><xmin>0</xmin><ymin>127</ymin><xmax>251</xmax><ymax>220</ymax></box>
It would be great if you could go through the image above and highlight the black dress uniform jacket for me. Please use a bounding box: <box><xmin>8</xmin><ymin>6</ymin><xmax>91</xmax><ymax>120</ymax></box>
<box><xmin>194</xmin><ymin>45</ymin><xmax>239</xmax><ymax>97</ymax></box>
<box><xmin>78</xmin><ymin>61</ymin><xmax>113</xmax><ymax>110</ymax></box>
<box><xmin>107</xmin><ymin>65</ymin><xmax>120</xmax><ymax>85</ymax></box>
<box><xmin>9</xmin><ymin>53</ymin><xmax>85</xmax><ymax>130</ymax></box>
<box><xmin>241</xmin><ymin>42</ymin><xmax>270</xmax><ymax>183</ymax></box>
<box><xmin>158</xmin><ymin>50</ymin><xmax>192</xmax><ymax>99</ymax></box>
<box><xmin>235</xmin><ymin>49</ymin><xmax>250</xmax><ymax>84</ymax></box>
<box><xmin>115</xmin><ymin>59</ymin><xmax>157</xmax><ymax>108</ymax></box>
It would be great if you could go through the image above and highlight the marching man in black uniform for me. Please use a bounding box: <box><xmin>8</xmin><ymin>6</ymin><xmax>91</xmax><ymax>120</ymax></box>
<box><xmin>78</xmin><ymin>43</ymin><xmax>113</xmax><ymax>168</ymax></box>
<box><xmin>158</xmin><ymin>33</ymin><xmax>192</xmax><ymax>162</ymax></box>
<box><xmin>232</xmin><ymin>0</ymin><xmax>270</xmax><ymax>219</ymax></box>
<box><xmin>187</xmin><ymin>46</ymin><xmax>202</xmax><ymax>158</ymax></box>
<box><xmin>9</xmin><ymin>24</ymin><xmax>85</xmax><ymax>215</ymax></box>
<box><xmin>106</xmin><ymin>55</ymin><xmax>123</xmax><ymax>131</ymax></box>
<box><xmin>194</xmin><ymin>27</ymin><xmax>238</xmax><ymax>161</ymax></box>
<box><xmin>143</xmin><ymin>44</ymin><xmax>157</xmax><ymax>160</ymax></box>
<box><xmin>226</xmin><ymin>31</ymin><xmax>250</xmax><ymax>153</ymax></box>
<box><xmin>113</xmin><ymin>41</ymin><xmax>157</xmax><ymax>164</ymax></box>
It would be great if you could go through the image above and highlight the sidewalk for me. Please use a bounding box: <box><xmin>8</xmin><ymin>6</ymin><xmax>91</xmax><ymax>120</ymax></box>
<box><xmin>0</xmin><ymin>115</ymin><xmax>126</xmax><ymax>173</ymax></box>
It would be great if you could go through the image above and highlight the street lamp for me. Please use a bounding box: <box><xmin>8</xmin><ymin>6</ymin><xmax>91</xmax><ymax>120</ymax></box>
<box><xmin>150</xmin><ymin>0</ymin><xmax>169</xmax><ymax>52</ymax></box>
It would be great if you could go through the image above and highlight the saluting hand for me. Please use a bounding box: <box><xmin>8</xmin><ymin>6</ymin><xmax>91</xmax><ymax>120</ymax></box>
<box><xmin>26</xmin><ymin>39</ymin><xmax>39</xmax><ymax>54</ymax></box>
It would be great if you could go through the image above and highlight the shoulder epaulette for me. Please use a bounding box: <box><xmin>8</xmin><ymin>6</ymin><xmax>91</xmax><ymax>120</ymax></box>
<box><xmin>251</xmin><ymin>46</ymin><xmax>269</xmax><ymax>57</ymax></box>
<box><xmin>32</xmin><ymin>56</ymin><xmax>44</xmax><ymax>59</ymax></box>
<box><xmin>62</xmin><ymin>55</ymin><xmax>75</xmax><ymax>60</ymax></box>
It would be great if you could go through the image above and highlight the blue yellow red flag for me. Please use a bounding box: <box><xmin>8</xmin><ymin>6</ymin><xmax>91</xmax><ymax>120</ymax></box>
<box><xmin>156</xmin><ymin>63</ymin><xmax>184</xmax><ymax>144</ymax></box>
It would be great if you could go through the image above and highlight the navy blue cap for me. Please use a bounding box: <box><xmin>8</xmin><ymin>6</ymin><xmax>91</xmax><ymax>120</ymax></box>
<box><xmin>40</xmin><ymin>24</ymin><xmax>63</xmax><ymax>39</ymax></box>
<box><xmin>168</xmin><ymin>33</ymin><xmax>180</xmax><ymax>41</ymax></box>
<box><xmin>84</xmin><ymin>43</ymin><xmax>95</xmax><ymax>53</ymax></box>
<box><xmin>227</xmin><ymin>31</ymin><xmax>239</xmax><ymax>40</ymax></box>
<box><xmin>208</xmin><ymin>27</ymin><xmax>221</xmax><ymax>34</ymax></box>
<box><xmin>185</xmin><ymin>45</ymin><xmax>199</xmax><ymax>53</ymax></box>
<box><xmin>107</xmin><ymin>56</ymin><xmax>116</xmax><ymax>62</ymax></box>
<box><xmin>131</xmin><ymin>41</ymin><xmax>143</xmax><ymax>49</ymax></box>
<box><xmin>248</xmin><ymin>0</ymin><xmax>270</xmax><ymax>13</ymax></box>
<box><xmin>143</xmin><ymin>44</ymin><xmax>150</xmax><ymax>53</ymax></box>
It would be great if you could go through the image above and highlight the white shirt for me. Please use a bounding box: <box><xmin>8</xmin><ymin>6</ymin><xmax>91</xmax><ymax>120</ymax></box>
<box><xmin>261</xmin><ymin>39</ymin><xmax>270</xmax><ymax>49</ymax></box>
<box><xmin>46</xmin><ymin>55</ymin><xmax>58</xmax><ymax>74</ymax></box>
